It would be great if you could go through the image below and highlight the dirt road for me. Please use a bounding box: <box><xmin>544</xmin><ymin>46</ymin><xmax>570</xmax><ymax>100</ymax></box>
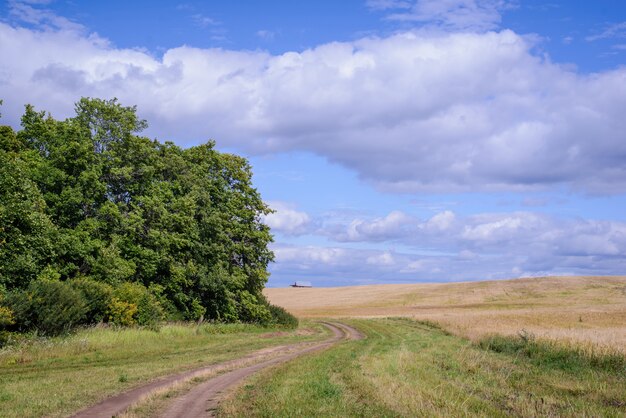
<box><xmin>71</xmin><ymin>322</ymin><xmax>362</xmax><ymax>418</ymax></box>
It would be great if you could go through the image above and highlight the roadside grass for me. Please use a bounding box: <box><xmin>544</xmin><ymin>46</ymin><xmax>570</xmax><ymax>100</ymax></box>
<box><xmin>0</xmin><ymin>321</ymin><xmax>327</xmax><ymax>418</ymax></box>
<box><xmin>219</xmin><ymin>318</ymin><xmax>626</xmax><ymax>417</ymax></box>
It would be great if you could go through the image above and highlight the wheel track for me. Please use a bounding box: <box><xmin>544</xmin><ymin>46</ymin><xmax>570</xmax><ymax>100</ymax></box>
<box><xmin>70</xmin><ymin>322</ymin><xmax>362</xmax><ymax>418</ymax></box>
<box><xmin>159</xmin><ymin>322</ymin><xmax>363</xmax><ymax>418</ymax></box>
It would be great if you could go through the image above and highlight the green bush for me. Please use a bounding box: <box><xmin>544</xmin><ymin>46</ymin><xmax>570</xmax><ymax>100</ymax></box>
<box><xmin>5</xmin><ymin>279</ymin><xmax>87</xmax><ymax>336</ymax></box>
<box><xmin>0</xmin><ymin>287</ymin><xmax>13</xmax><ymax>329</ymax></box>
<box><xmin>107</xmin><ymin>297</ymin><xmax>137</xmax><ymax>327</ymax></box>
<box><xmin>267</xmin><ymin>304</ymin><xmax>299</xmax><ymax>329</ymax></box>
<box><xmin>70</xmin><ymin>277</ymin><xmax>113</xmax><ymax>324</ymax></box>
<box><xmin>237</xmin><ymin>291</ymin><xmax>271</xmax><ymax>324</ymax></box>
<box><xmin>110</xmin><ymin>282</ymin><xmax>164</xmax><ymax>327</ymax></box>
<box><xmin>0</xmin><ymin>289</ymin><xmax>15</xmax><ymax>346</ymax></box>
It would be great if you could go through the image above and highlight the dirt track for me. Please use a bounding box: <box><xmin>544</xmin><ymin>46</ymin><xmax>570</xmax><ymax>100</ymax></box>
<box><xmin>71</xmin><ymin>322</ymin><xmax>362</xmax><ymax>418</ymax></box>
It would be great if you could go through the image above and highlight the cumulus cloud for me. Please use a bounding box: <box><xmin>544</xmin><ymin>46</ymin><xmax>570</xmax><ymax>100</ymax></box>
<box><xmin>336</xmin><ymin>210</ymin><xmax>417</xmax><ymax>241</ymax></box>
<box><xmin>273</xmin><ymin>244</ymin><xmax>352</xmax><ymax>267</ymax></box>
<box><xmin>263</xmin><ymin>201</ymin><xmax>311</xmax><ymax>236</ymax></box>
<box><xmin>304</xmin><ymin>209</ymin><xmax>626</xmax><ymax>283</ymax></box>
<box><xmin>271</xmin><ymin>244</ymin><xmax>442</xmax><ymax>285</ymax></box>
<box><xmin>1</xmin><ymin>22</ymin><xmax>625</xmax><ymax>194</ymax></box>
<box><xmin>330</xmin><ymin>209</ymin><xmax>626</xmax><ymax>257</ymax></box>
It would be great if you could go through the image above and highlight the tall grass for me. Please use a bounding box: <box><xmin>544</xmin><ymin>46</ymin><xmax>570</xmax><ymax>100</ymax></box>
<box><xmin>478</xmin><ymin>331</ymin><xmax>626</xmax><ymax>375</ymax></box>
<box><xmin>0</xmin><ymin>321</ymin><xmax>323</xmax><ymax>417</ymax></box>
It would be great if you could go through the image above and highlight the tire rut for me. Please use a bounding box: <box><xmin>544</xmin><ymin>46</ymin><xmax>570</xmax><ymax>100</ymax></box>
<box><xmin>159</xmin><ymin>322</ymin><xmax>362</xmax><ymax>418</ymax></box>
<box><xmin>70</xmin><ymin>322</ymin><xmax>362</xmax><ymax>418</ymax></box>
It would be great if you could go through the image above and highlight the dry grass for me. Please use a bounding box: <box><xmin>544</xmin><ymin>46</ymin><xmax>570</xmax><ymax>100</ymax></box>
<box><xmin>265</xmin><ymin>276</ymin><xmax>626</xmax><ymax>353</ymax></box>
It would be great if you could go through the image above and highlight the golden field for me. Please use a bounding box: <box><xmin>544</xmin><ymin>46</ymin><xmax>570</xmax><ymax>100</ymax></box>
<box><xmin>265</xmin><ymin>276</ymin><xmax>626</xmax><ymax>352</ymax></box>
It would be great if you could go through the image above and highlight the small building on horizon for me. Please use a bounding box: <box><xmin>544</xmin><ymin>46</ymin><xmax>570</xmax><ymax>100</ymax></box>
<box><xmin>290</xmin><ymin>281</ymin><xmax>312</xmax><ymax>288</ymax></box>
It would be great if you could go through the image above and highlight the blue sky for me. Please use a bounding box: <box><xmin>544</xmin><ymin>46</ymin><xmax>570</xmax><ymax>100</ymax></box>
<box><xmin>1</xmin><ymin>0</ymin><xmax>626</xmax><ymax>286</ymax></box>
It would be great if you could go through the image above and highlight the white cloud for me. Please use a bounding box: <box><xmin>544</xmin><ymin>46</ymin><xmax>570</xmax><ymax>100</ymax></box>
<box><xmin>328</xmin><ymin>210</ymin><xmax>458</xmax><ymax>242</ymax></box>
<box><xmin>425</xmin><ymin>210</ymin><xmax>456</xmax><ymax>231</ymax></box>
<box><xmin>273</xmin><ymin>246</ymin><xmax>349</xmax><ymax>268</ymax></box>
<box><xmin>366</xmin><ymin>0</ymin><xmax>412</xmax><ymax>11</ymax></box>
<box><xmin>400</xmin><ymin>259</ymin><xmax>426</xmax><ymax>273</ymax></box>
<box><xmin>338</xmin><ymin>210</ymin><xmax>416</xmax><ymax>241</ymax></box>
<box><xmin>256</xmin><ymin>30</ymin><xmax>275</xmax><ymax>41</ymax></box>
<box><xmin>366</xmin><ymin>251</ymin><xmax>395</xmax><ymax>266</ymax></box>
<box><xmin>376</xmin><ymin>0</ymin><xmax>516</xmax><ymax>32</ymax></box>
<box><xmin>1</xmin><ymin>22</ymin><xmax>626</xmax><ymax>195</ymax></box>
<box><xmin>302</xmin><ymin>208</ymin><xmax>626</xmax><ymax>283</ymax></box>
<box><xmin>263</xmin><ymin>201</ymin><xmax>311</xmax><ymax>236</ymax></box>
<box><xmin>192</xmin><ymin>14</ymin><xmax>218</xmax><ymax>28</ymax></box>
<box><xmin>461</xmin><ymin>212</ymin><xmax>535</xmax><ymax>242</ymax></box>
<box><xmin>7</xmin><ymin>0</ymin><xmax>84</xmax><ymax>32</ymax></box>
<box><xmin>586</xmin><ymin>21</ymin><xmax>626</xmax><ymax>41</ymax></box>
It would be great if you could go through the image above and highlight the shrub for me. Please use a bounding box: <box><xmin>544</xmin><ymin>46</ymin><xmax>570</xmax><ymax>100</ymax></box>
<box><xmin>70</xmin><ymin>277</ymin><xmax>113</xmax><ymax>324</ymax></box>
<box><xmin>267</xmin><ymin>304</ymin><xmax>298</xmax><ymax>329</ymax></box>
<box><xmin>237</xmin><ymin>291</ymin><xmax>271</xmax><ymax>324</ymax></box>
<box><xmin>107</xmin><ymin>297</ymin><xmax>138</xmax><ymax>327</ymax></box>
<box><xmin>5</xmin><ymin>279</ymin><xmax>87</xmax><ymax>336</ymax></box>
<box><xmin>0</xmin><ymin>287</ymin><xmax>14</xmax><ymax>329</ymax></box>
<box><xmin>0</xmin><ymin>305</ymin><xmax>14</xmax><ymax>328</ymax></box>
<box><xmin>0</xmin><ymin>291</ymin><xmax>15</xmax><ymax>347</ymax></box>
<box><xmin>110</xmin><ymin>282</ymin><xmax>164</xmax><ymax>327</ymax></box>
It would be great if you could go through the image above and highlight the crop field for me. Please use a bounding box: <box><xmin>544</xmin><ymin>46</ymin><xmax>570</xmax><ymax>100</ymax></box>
<box><xmin>265</xmin><ymin>276</ymin><xmax>626</xmax><ymax>353</ymax></box>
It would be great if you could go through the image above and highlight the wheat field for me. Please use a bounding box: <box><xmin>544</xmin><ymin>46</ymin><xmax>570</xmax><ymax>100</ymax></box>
<box><xmin>265</xmin><ymin>276</ymin><xmax>626</xmax><ymax>352</ymax></box>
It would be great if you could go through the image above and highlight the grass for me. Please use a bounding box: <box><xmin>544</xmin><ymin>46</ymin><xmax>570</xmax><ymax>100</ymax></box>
<box><xmin>5</xmin><ymin>276</ymin><xmax>624</xmax><ymax>416</ymax></box>
<box><xmin>478</xmin><ymin>332</ymin><xmax>626</xmax><ymax>375</ymax></box>
<box><xmin>265</xmin><ymin>276</ymin><xmax>626</xmax><ymax>352</ymax></box>
<box><xmin>219</xmin><ymin>318</ymin><xmax>626</xmax><ymax>417</ymax></box>
<box><xmin>0</xmin><ymin>321</ymin><xmax>327</xmax><ymax>418</ymax></box>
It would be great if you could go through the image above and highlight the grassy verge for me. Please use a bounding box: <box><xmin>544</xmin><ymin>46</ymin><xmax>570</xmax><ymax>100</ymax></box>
<box><xmin>0</xmin><ymin>321</ymin><xmax>327</xmax><ymax>417</ymax></box>
<box><xmin>219</xmin><ymin>318</ymin><xmax>626</xmax><ymax>417</ymax></box>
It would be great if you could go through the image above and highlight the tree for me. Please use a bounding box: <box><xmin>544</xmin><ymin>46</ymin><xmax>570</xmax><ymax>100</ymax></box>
<box><xmin>0</xmin><ymin>98</ymin><xmax>275</xmax><ymax>324</ymax></box>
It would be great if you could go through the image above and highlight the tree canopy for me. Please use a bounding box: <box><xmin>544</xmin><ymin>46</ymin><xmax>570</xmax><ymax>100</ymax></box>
<box><xmin>0</xmin><ymin>98</ymin><xmax>275</xmax><ymax>328</ymax></box>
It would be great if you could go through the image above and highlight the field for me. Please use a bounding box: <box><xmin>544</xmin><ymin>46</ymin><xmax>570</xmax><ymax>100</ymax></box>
<box><xmin>212</xmin><ymin>276</ymin><xmax>626</xmax><ymax>416</ymax></box>
<box><xmin>265</xmin><ymin>276</ymin><xmax>626</xmax><ymax>353</ymax></box>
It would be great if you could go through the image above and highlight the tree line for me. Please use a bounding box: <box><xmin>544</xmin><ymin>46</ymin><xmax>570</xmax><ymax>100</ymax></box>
<box><xmin>0</xmin><ymin>98</ymin><xmax>294</xmax><ymax>337</ymax></box>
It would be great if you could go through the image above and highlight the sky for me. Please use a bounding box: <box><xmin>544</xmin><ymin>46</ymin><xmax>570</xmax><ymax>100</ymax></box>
<box><xmin>1</xmin><ymin>0</ymin><xmax>626</xmax><ymax>287</ymax></box>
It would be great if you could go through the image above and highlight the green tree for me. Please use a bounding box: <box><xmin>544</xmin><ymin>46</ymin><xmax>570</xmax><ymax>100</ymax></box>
<box><xmin>0</xmin><ymin>97</ymin><xmax>275</xmax><ymax>326</ymax></box>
